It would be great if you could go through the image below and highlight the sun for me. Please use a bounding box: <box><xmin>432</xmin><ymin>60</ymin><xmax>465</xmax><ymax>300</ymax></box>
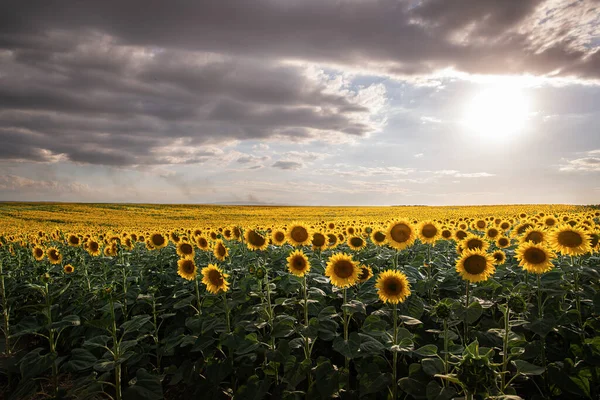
<box><xmin>463</xmin><ymin>85</ymin><xmax>530</xmax><ymax>141</ymax></box>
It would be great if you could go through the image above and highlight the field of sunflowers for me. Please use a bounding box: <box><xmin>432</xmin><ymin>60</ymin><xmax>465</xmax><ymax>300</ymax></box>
<box><xmin>0</xmin><ymin>202</ymin><xmax>599</xmax><ymax>399</ymax></box>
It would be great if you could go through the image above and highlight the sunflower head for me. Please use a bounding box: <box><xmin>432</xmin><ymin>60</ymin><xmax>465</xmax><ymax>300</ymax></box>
<box><xmin>418</xmin><ymin>221</ymin><xmax>440</xmax><ymax>244</ymax></box>
<box><xmin>201</xmin><ymin>264</ymin><xmax>230</xmax><ymax>294</ymax></box>
<box><xmin>245</xmin><ymin>229</ymin><xmax>269</xmax><ymax>251</ymax></box>
<box><xmin>287</xmin><ymin>249</ymin><xmax>311</xmax><ymax>277</ymax></box>
<box><xmin>492</xmin><ymin>250</ymin><xmax>506</xmax><ymax>265</ymax></box>
<box><xmin>347</xmin><ymin>236</ymin><xmax>366</xmax><ymax>251</ymax></box>
<box><xmin>63</xmin><ymin>264</ymin><xmax>75</xmax><ymax>274</ymax></box>
<box><xmin>177</xmin><ymin>258</ymin><xmax>197</xmax><ymax>281</ymax></box>
<box><xmin>455</xmin><ymin>249</ymin><xmax>496</xmax><ymax>283</ymax></box>
<box><xmin>67</xmin><ymin>234</ymin><xmax>80</xmax><ymax>247</ymax></box>
<box><xmin>548</xmin><ymin>224</ymin><xmax>592</xmax><ymax>256</ymax></box>
<box><xmin>515</xmin><ymin>242</ymin><xmax>556</xmax><ymax>274</ymax></box>
<box><xmin>213</xmin><ymin>240</ymin><xmax>228</xmax><ymax>261</ymax></box>
<box><xmin>324</xmin><ymin>253</ymin><xmax>360</xmax><ymax>288</ymax></box>
<box><xmin>507</xmin><ymin>295</ymin><xmax>527</xmax><ymax>314</ymax></box>
<box><xmin>327</xmin><ymin>233</ymin><xmax>338</xmax><ymax>248</ymax></box>
<box><xmin>286</xmin><ymin>223</ymin><xmax>312</xmax><ymax>246</ymax></box>
<box><xmin>176</xmin><ymin>242</ymin><xmax>195</xmax><ymax>259</ymax></box>
<box><xmin>375</xmin><ymin>270</ymin><xmax>411</xmax><ymax>304</ymax></box>
<box><xmin>196</xmin><ymin>236</ymin><xmax>210</xmax><ymax>251</ymax></box>
<box><xmin>455</xmin><ymin>229</ymin><xmax>468</xmax><ymax>241</ymax></box>
<box><xmin>441</xmin><ymin>229</ymin><xmax>453</xmax><ymax>240</ymax></box>
<box><xmin>271</xmin><ymin>230</ymin><xmax>286</xmax><ymax>246</ymax></box>
<box><xmin>485</xmin><ymin>227</ymin><xmax>500</xmax><ymax>240</ymax></box>
<box><xmin>371</xmin><ymin>230</ymin><xmax>387</xmax><ymax>246</ymax></box>
<box><xmin>520</xmin><ymin>228</ymin><xmax>546</xmax><ymax>245</ymax></box>
<box><xmin>87</xmin><ymin>240</ymin><xmax>101</xmax><ymax>256</ymax></box>
<box><xmin>461</xmin><ymin>235</ymin><xmax>489</xmax><ymax>252</ymax></box>
<box><xmin>47</xmin><ymin>247</ymin><xmax>62</xmax><ymax>265</ymax></box>
<box><xmin>33</xmin><ymin>246</ymin><xmax>45</xmax><ymax>261</ymax></box>
<box><xmin>386</xmin><ymin>220</ymin><xmax>416</xmax><ymax>250</ymax></box>
<box><xmin>150</xmin><ymin>232</ymin><xmax>167</xmax><ymax>249</ymax></box>
<box><xmin>357</xmin><ymin>265</ymin><xmax>373</xmax><ymax>283</ymax></box>
<box><xmin>311</xmin><ymin>232</ymin><xmax>327</xmax><ymax>251</ymax></box>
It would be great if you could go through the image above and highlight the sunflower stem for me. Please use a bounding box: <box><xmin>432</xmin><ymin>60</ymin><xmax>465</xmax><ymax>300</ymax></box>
<box><xmin>443</xmin><ymin>318</ymin><xmax>449</xmax><ymax>379</ymax></box>
<box><xmin>501</xmin><ymin>307</ymin><xmax>510</xmax><ymax>392</ymax></box>
<box><xmin>223</xmin><ymin>291</ymin><xmax>231</xmax><ymax>334</ymax></box>
<box><xmin>0</xmin><ymin>258</ymin><xmax>11</xmax><ymax>357</ymax></box>
<box><xmin>194</xmin><ymin>277</ymin><xmax>201</xmax><ymax>316</ymax></box>
<box><xmin>303</xmin><ymin>275</ymin><xmax>313</xmax><ymax>395</ymax></box>
<box><xmin>464</xmin><ymin>281</ymin><xmax>470</xmax><ymax>343</ymax></box>
<box><xmin>537</xmin><ymin>273</ymin><xmax>548</xmax><ymax>386</ymax></box>
<box><xmin>343</xmin><ymin>288</ymin><xmax>350</xmax><ymax>390</ymax></box>
<box><xmin>392</xmin><ymin>302</ymin><xmax>398</xmax><ymax>400</ymax></box>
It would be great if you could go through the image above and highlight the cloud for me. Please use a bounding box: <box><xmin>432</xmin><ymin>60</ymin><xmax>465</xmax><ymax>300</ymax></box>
<box><xmin>0</xmin><ymin>174</ymin><xmax>90</xmax><ymax>194</ymax></box>
<box><xmin>236</xmin><ymin>154</ymin><xmax>270</xmax><ymax>164</ymax></box>
<box><xmin>272</xmin><ymin>161</ymin><xmax>304</xmax><ymax>170</ymax></box>
<box><xmin>414</xmin><ymin>153</ymin><xmax>424</xmax><ymax>158</ymax></box>
<box><xmin>432</xmin><ymin>170</ymin><xmax>496</xmax><ymax>178</ymax></box>
<box><xmin>559</xmin><ymin>150</ymin><xmax>600</xmax><ymax>171</ymax></box>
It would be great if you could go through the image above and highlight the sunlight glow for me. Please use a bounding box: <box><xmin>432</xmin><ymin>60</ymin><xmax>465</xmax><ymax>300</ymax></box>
<box><xmin>462</xmin><ymin>85</ymin><xmax>531</xmax><ymax>142</ymax></box>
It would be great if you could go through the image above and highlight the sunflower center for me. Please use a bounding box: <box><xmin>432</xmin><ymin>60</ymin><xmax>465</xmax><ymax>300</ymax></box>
<box><xmin>545</xmin><ymin>218</ymin><xmax>556</xmax><ymax>226</ymax></box>
<box><xmin>422</xmin><ymin>224</ymin><xmax>437</xmax><ymax>238</ymax></box>
<box><xmin>350</xmin><ymin>237</ymin><xmax>363</xmax><ymax>247</ymax></box>
<box><xmin>456</xmin><ymin>231</ymin><xmax>468</xmax><ymax>240</ymax></box>
<box><xmin>89</xmin><ymin>242</ymin><xmax>99</xmax><ymax>251</ymax></box>
<box><xmin>248</xmin><ymin>230</ymin><xmax>266</xmax><ymax>247</ymax></box>
<box><xmin>312</xmin><ymin>234</ymin><xmax>326</xmax><ymax>247</ymax></box>
<box><xmin>466</xmin><ymin>239</ymin><xmax>484</xmax><ymax>250</ymax></box>
<box><xmin>487</xmin><ymin>229</ymin><xmax>499</xmax><ymax>238</ymax></box>
<box><xmin>384</xmin><ymin>278</ymin><xmax>403</xmax><ymax>295</ymax></box>
<box><xmin>442</xmin><ymin>230</ymin><xmax>452</xmax><ymax>239</ymax></box>
<box><xmin>374</xmin><ymin>231</ymin><xmax>386</xmax><ymax>242</ymax></box>
<box><xmin>476</xmin><ymin>221</ymin><xmax>486</xmax><ymax>229</ymax></box>
<box><xmin>557</xmin><ymin>231</ymin><xmax>583</xmax><ymax>247</ymax></box>
<box><xmin>291</xmin><ymin>226</ymin><xmax>309</xmax><ymax>243</ymax></box>
<box><xmin>498</xmin><ymin>238</ymin><xmax>509</xmax><ymax>247</ymax></box>
<box><xmin>181</xmin><ymin>243</ymin><xmax>193</xmax><ymax>254</ymax></box>
<box><xmin>208</xmin><ymin>269</ymin><xmax>223</xmax><ymax>285</ymax></box>
<box><xmin>274</xmin><ymin>232</ymin><xmax>285</xmax><ymax>242</ymax></box>
<box><xmin>493</xmin><ymin>253</ymin><xmax>504</xmax><ymax>262</ymax></box>
<box><xmin>333</xmin><ymin>260</ymin><xmax>355</xmax><ymax>278</ymax></box>
<box><xmin>198</xmin><ymin>238</ymin><xmax>208</xmax><ymax>248</ymax></box>
<box><xmin>463</xmin><ymin>255</ymin><xmax>487</xmax><ymax>275</ymax></box>
<box><xmin>292</xmin><ymin>256</ymin><xmax>307</xmax><ymax>271</ymax></box>
<box><xmin>517</xmin><ymin>224</ymin><xmax>533</xmax><ymax>235</ymax></box>
<box><xmin>35</xmin><ymin>248</ymin><xmax>43</xmax><ymax>257</ymax></box>
<box><xmin>590</xmin><ymin>234</ymin><xmax>599</xmax><ymax>248</ymax></box>
<box><xmin>217</xmin><ymin>244</ymin><xmax>226</xmax><ymax>257</ymax></box>
<box><xmin>501</xmin><ymin>222</ymin><xmax>510</xmax><ymax>230</ymax></box>
<box><xmin>152</xmin><ymin>235</ymin><xmax>165</xmax><ymax>246</ymax></box>
<box><xmin>525</xmin><ymin>231</ymin><xmax>543</xmax><ymax>244</ymax></box>
<box><xmin>524</xmin><ymin>247</ymin><xmax>547</xmax><ymax>264</ymax></box>
<box><xmin>390</xmin><ymin>223</ymin><xmax>411</xmax><ymax>243</ymax></box>
<box><xmin>327</xmin><ymin>234</ymin><xmax>337</xmax><ymax>245</ymax></box>
<box><xmin>358</xmin><ymin>267</ymin><xmax>369</xmax><ymax>280</ymax></box>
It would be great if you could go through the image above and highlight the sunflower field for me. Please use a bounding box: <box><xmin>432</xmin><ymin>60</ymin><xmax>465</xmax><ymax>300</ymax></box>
<box><xmin>0</xmin><ymin>203</ymin><xmax>599</xmax><ymax>399</ymax></box>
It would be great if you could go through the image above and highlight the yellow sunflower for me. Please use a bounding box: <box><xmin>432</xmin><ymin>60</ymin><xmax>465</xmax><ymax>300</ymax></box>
<box><xmin>67</xmin><ymin>234</ymin><xmax>80</xmax><ymax>247</ymax></box>
<box><xmin>542</xmin><ymin>216</ymin><xmax>558</xmax><ymax>228</ymax></box>
<box><xmin>286</xmin><ymin>223</ymin><xmax>312</xmax><ymax>246</ymax></box>
<box><xmin>485</xmin><ymin>227</ymin><xmax>500</xmax><ymax>241</ymax></box>
<box><xmin>520</xmin><ymin>228</ymin><xmax>547</xmax><ymax>245</ymax></box>
<box><xmin>370</xmin><ymin>230</ymin><xmax>387</xmax><ymax>246</ymax></box>
<box><xmin>455</xmin><ymin>229</ymin><xmax>468</xmax><ymax>241</ymax></box>
<box><xmin>347</xmin><ymin>236</ymin><xmax>366</xmax><ymax>251</ymax></box>
<box><xmin>271</xmin><ymin>230</ymin><xmax>286</xmax><ymax>246</ymax></box>
<box><xmin>515</xmin><ymin>243</ymin><xmax>555</xmax><ymax>274</ymax></box>
<box><xmin>327</xmin><ymin>233</ymin><xmax>338</xmax><ymax>248</ymax></box>
<box><xmin>201</xmin><ymin>264</ymin><xmax>230</xmax><ymax>294</ymax></box>
<box><xmin>32</xmin><ymin>246</ymin><xmax>45</xmax><ymax>261</ymax></box>
<box><xmin>104</xmin><ymin>244</ymin><xmax>117</xmax><ymax>257</ymax></box>
<box><xmin>286</xmin><ymin>249</ymin><xmax>311</xmax><ymax>277</ymax></box>
<box><xmin>496</xmin><ymin>236</ymin><xmax>511</xmax><ymax>249</ymax></box>
<box><xmin>311</xmin><ymin>232</ymin><xmax>327</xmax><ymax>251</ymax></box>
<box><xmin>455</xmin><ymin>249</ymin><xmax>496</xmax><ymax>283</ymax></box>
<box><xmin>196</xmin><ymin>236</ymin><xmax>210</xmax><ymax>251</ymax></box>
<box><xmin>324</xmin><ymin>253</ymin><xmax>360</xmax><ymax>288</ymax></box>
<box><xmin>375</xmin><ymin>270</ymin><xmax>411</xmax><ymax>304</ymax></box>
<box><xmin>357</xmin><ymin>265</ymin><xmax>373</xmax><ymax>283</ymax></box>
<box><xmin>441</xmin><ymin>228</ymin><xmax>453</xmax><ymax>240</ymax></box>
<box><xmin>86</xmin><ymin>240</ymin><xmax>101</xmax><ymax>256</ymax></box>
<box><xmin>548</xmin><ymin>225</ymin><xmax>592</xmax><ymax>256</ymax></box>
<box><xmin>63</xmin><ymin>264</ymin><xmax>75</xmax><ymax>274</ymax></box>
<box><xmin>47</xmin><ymin>247</ymin><xmax>63</xmax><ymax>265</ymax></box>
<box><xmin>177</xmin><ymin>258</ymin><xmax>197</xmax><ymax>281</ymax></box>
<box><xmin>213</xmin><ymin>240</ymin><xmax>228</xmax><ymax>261</ymax></box>
<box><xmin>492</xmin><ymin>250</ymin><xmax>506</xmax><ymax>265</ymax></box>
<box><xmin>386</xmin><ymin>220</ymin><xmax>416</xmax><ymax>250</ymax></box>
<box><xmin>245</xmin><ymin>229</ymin><xmax>269</xmax><ymax>251</ymax></box>
<box><xmin>176</xmin><ymin>241</ymin><xmax>195</xmax><ymax>259</ymax></box>
<box><xmin>472</xmin><ymin>219</ymin><xmax>487</xmax><ymax>231</ymax></box>
<box><xmin>149</xmin><ymin>232</ymin><xmax>168</xmax><ymax>250</ymax></box>
<box><xmin>461</xmin><ymin>234</ymin><xmax>489</xmax><ymax>252</ymax></box>
<box><xmin>417</xmin><ymin>221</ymin><xmax>440</xmax><ymax>244</ymax></box>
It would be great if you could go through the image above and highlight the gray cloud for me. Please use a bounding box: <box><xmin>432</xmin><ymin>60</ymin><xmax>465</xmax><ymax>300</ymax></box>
<box><xmin>272</xmin><ymin>161</ymin><xmax>304</xmax><ymax>170</ymax></box>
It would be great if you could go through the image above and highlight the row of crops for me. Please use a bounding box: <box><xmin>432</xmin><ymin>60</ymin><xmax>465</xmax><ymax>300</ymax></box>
<box><xmin>0</xmin><ymin>209</ymin><xmax>599</xmax><ymax>399</ymax></box>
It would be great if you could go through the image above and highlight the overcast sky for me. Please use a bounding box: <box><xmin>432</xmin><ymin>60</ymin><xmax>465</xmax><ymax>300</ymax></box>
<box><xmin>1</xmin><ymin>0</ymin><xmax>599</xmax><ymax>205</ymax></box>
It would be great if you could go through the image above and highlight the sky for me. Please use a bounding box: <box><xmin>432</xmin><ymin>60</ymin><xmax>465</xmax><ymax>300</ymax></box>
<box><xmin>0</xmin><ymin>0</ymin><xmax>599</xmax><ymax>206</ymax></box>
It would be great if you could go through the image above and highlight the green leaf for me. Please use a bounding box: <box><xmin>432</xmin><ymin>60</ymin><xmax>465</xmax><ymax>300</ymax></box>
<box><xmin>341</xmin><ymin>300</ymin><xmax>366</xmax><ymax>315</ymax></box>
<box><xmin>426</xmin><ymin>381</ymin><xmax>457</xmax><ymax>400</ymax></box>
<box><xmin>414</xmin><ymin>344</ymin><xmax>438</xmax><ymax>357</ymax></box>
<box><xmin>358</xmin><ymin>333</ymin><xmax>385</xmax><ymax>355</ymax></box>
<box><xmin>121</xmin><ymin>315</ymin><xmax>152</xmax><ymax>333</ymax></box>
<box><xmin>399</xmin><ymin>315</ymin><xmax>423</xmax><ymax>325</ymax></box>
<box><xmin>466</xmin><ymin>301</ymin><xmax>483</xmax><ymax>324</ymax></box>
<box><xmin>332</xmin><ymin>332</ymin><xmax>361</xmax><ymax>359</ymax></box>
<box><xmin>93</xmin><ymin>360</ymin><xmax>116</xmax><ymax>372</ymax></box>
<box><xmin>63</xmin><ymin>349</ymin><xmax>97</xmax><ymax>372</ymax></box>
<box><xmin>124</xmin><ymin>368</ymin><xmax>164</xmax><ymax>400</ymax></box>
<box><xmin>512</xmin><ymin>360</ymin><xmax>545</xmax><ymax>376</ymax></box>
<box><xmin>422</xmin><ymin>358</ymin><xmax>445</xmax><ymax>376</ymax></box>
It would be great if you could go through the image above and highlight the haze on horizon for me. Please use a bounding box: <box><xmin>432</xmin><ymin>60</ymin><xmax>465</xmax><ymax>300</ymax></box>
<box><xmin>1</xmin><ymin>0</ymin><xmax>599</xmax><ymax>206</ymax></box>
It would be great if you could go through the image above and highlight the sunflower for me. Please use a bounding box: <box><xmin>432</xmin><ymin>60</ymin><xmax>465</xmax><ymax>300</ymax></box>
<box><xmin>176</xmin><ymin>242</ymin><xmax>195</xmax><ymax>259</ymax></box>
<box><xmin>170</xmin><ymin>231</ymin><xmax>181</xmax><ymax>244</ymax></box>
<box><xmin>327</xmin><ymin>222</ymin><xmax>336</xmax><ymax>230</ymax></box>
<box><xmin>455</xmin><ymin>249</ymin><xmax>496</xmax><ymax>283</ymax></box>
<box><xmin>232</xmin><ymin>226</ymin><xmax>242</xmax><ymax>240</ymax></box>
<box><xmin>375</xmin><ymin>270</ymin><xmax>411</xmax><ymax>304</ymax></box>
<box><xmin>327</xmin><ymin>233</ymin><xmax>338</xmax><ymax>248</ymax></box>
<box><xmin>520</xmin><ymin>228</ymin><xmax>546</xmax><ymax>245</ymax></box>
<box><xmin>87</xmin><ymin>240</ymin><xmax>101</xmax><ymax>256</ymax></box>
<box><xmin>472</xmin><ymin>219</ymin><xmax>487</xmax><ymax>231</ymax></box>
<box><xmin>417</xmin><ymin>221</ymin><xmax>440</xmax><ymax>244</ymax></box>
<box><xmin>543</xmin><ymin>216</ymin><xmax>558</xmax><ymax>228</ymax></box>
<box><xmin>149</xmin><ymin>232</ymin><xmax>168</xmax><ymax>250</ymax></box>
<box><xmin>548</xmin><ymin>225</ymin><xmax>592</xmax><ymax>256</ymax></box>
<box><xmin>196</xmin><ymin>236</ymin><xmax>210</xmax><ymax>251</ymax></box>
<box><xmin>324</xmin><ymin>253</ymin><xmax>360</xmax><ymax>288</ymax></box>
<box><xmin>201</xmin><ymin>264</ymin><xmax>230</xmax><ymax>294</ymax></box>
<box><xmin>371</xmin><ymin>230</ymin><xmax>387</xmax><ymax>246</ymax></box>
<box><xmin>286</xmin><ymin>223</ymin><xmax>312</xmax><ymax>246</ymax></box>
<box><xmin>498</xmin><ymin>221</ymin><xmax>512</xmax><ymax>231</ymax></box>
<box><xmin>492</xmin><ymin>250</ymin><xmax>506</xmax><ymax>265</ymax></box>
<box><xmin>455</xmin><ymin>229</ymin><xmax>468</xmax><ymax>241</ymax></box>
<box><xmin>386</xmin><ymin>220</ymin><xmax>416</xmax><ymax>250</ymax></box>
<box><xmin>63</xmin><ymin>264</ymin><xmax>75</xmax><ymax>274</ymax></box>
<box><xmin>461</xmin><ymin>235</ymin><xmax>489</xmax><ymax>252</ymax></box>
<box><xmin>590</xmin><ymin>230</ymin><xmax>599</xmax><ymax>252</ymax></box>
<box><xmin>311</xmin><ymin>232</ymin><xmax>327</xmax><ymax>251</ymax></box>
<box><xmin>515</xmin><ymin>243</ymin><xmax>555</xmax><ymax>274</ymax></box>
<box><xmin>347</xmin><ymin>236</ymin><xmax>366</xmax><ymax>251</ymax></box>
<box><xmin>286</xmin><ymin>249</ymin><xmax>311</xmax><ymax>277</ymax></box>
<box><xmin>213</xmin><ymin>240</ymin><xmax>228</xmax><ymax>261</ymax></box>
<box><xmin>485</xmin><ymin>227</ymin><xmax>500</xmax><ymax>241</ymax></box>
<box><xmin>104</xmin><ymin>244</ymin><xmax>117</xmax><ymax>257</ymax></box>
<box><xmin>514</xmin><ymin>222</ymin><xmax>535</xmax><ymax>237</ymax></box>
<box><xmin>496</xmin><ymin>236</ymin><xmax>511</xmax><ymax>249</ymax></box>
<box><xmin>357</xmin><ymin>265</ymin><xmax>373</xmax><ymax>283</ymax></box>
<box><xmin>222</xmin><ymin>228</ymin><xmax>233</xmax><ymax>240</ymax></box>
<box><xmin>47</xmin><ymin>247</ymin><xmax>62</xmax><ymax>265</ymax></box>
<box><xmin>67</xmin><ymin>234</ymin><xmax>80</xmax><ymax>247</ymax></box>
<box><xmin>245</xmin><ymin>229</ymin><xmax>269</xmax><ymax>251</ymax></box>
<box><xmin>177</xmin><ymin>258</ymin><xmax>197</xmax><ymax>281</ymax></box>
<box><xmin>33</xmin><ymin>246</ymin><xmax>45</xmax><ymax>261</ymax></box>
<box><xmin>441</xmin><ymin>228</ymin><xmax>453</xmax><ymax>240</ymax></box>
<box><xmin>271</xmin><ymin>230</ymin><xmax>286</xmax><ymax>246</ymax></box>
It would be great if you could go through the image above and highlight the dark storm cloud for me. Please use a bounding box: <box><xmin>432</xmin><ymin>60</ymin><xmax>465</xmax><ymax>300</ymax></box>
<box><xmin>0</xmin><ymin>0</ymin><xmax>598</xmax><ymax>166</ymax></box>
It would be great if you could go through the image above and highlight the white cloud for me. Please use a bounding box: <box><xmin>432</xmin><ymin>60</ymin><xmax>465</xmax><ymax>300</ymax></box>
<box><xmin>414</xmin><ymin>153</ymin><xmax>424</xmax><ymax>158</ymax></box>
